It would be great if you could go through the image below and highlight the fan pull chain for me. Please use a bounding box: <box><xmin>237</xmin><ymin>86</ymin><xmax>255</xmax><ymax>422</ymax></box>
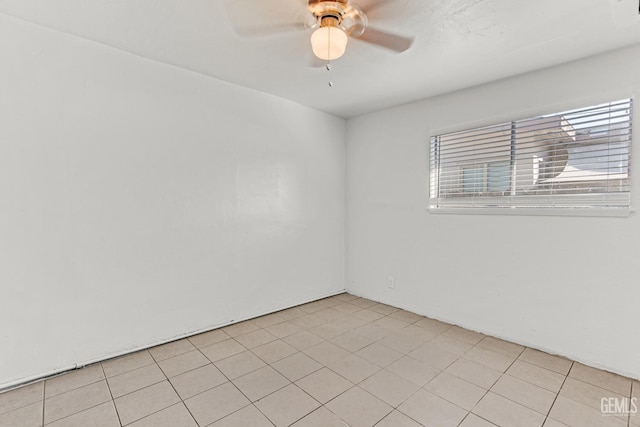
<box><xmin>327</xmin><ymin>26</ymin><xmax>333</xmax><ymax>87</ymax></box>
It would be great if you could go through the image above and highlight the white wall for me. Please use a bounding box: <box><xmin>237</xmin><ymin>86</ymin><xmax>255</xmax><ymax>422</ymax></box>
<box><xmin>0</xmin><ymin>15</ymin><xmax>345</xmax><ymax>389</ymax></box>
<box><xmin>346</xmin><ymin>43</ymin><xmax>640</xmax><ymax>380</ymax></box>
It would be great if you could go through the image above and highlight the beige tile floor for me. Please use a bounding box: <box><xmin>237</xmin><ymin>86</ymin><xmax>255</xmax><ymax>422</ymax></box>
<box><xmin>1</xmin><ymin>293</ymin><xmax>638</xmax><ymax>427</ymax></box>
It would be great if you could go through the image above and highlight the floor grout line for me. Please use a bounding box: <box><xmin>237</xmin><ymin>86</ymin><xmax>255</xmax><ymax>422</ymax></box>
<box><xmin>629</xmin><ymin>380</ymin><xmax>634</xmax><ymax>427</ymax></box>
<box><xmin>43</xmin><ymin>397</ymin><xmax>116</xmax><ymax>427</ymax></box>
<box><xmin>41</xmin><ymin>379</ymin><xmax>45</xmax><ymax>427</ymax></box>
<box><xmin>163</xmin><ymin>375</ymin><xmax>200</xmax><ymax>427</ymax></box>
<box><xmin>542</xmin><ymin>360</ymin><xmax>573</xmax><ymax>426</ymax></box>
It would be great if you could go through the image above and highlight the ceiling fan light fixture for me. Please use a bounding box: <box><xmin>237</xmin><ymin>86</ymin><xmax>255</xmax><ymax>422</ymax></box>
<box><xmin>310</xmin><ymin>21</ymin><xmax>348</xmax><ymax>60</ymax></box>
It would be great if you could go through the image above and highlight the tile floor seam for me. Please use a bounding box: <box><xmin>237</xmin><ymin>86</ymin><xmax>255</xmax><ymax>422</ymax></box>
<box><xmin>370</xmin><ymin>411</ymin><xmax>420</xmax><ymax>427</ymax></box>
<box><xmin>271</xmin><ymin>350</ymin><xmax>322</xmax><ymax>381</ymax></box>
<box><xmin>490</xmin><ymin>377</ymin><xmax>558</xmax><ymax>415</ymax></box>
<box><xmin>421</xmin><ymin>324</ymin><xmax>454</xmax><ymax>344</ymax></box>
<box><xmin>628</xmin><ymin>379</ymin><xmax>634</xmax><ymax>427</ymax></box>
<box><xmin>465</xmin><ymin>356</ymin><xmax>505</xmax><ymax>424</ymax></box>
<box><xmin>198</xmin><ymin>338</ymin><xmax>249</xmax><ymax>364</ymax></box>
<box><xmin>384</xmin><ymin>371</ymin><xmax>431</xmax><ymax>410</ymax></box>
<box><xmin>454</xmin><ymin>413</ymin><xmax>473</xmax><ymax>427</ymax></box>
<box><xmin>44</xmin><ymin>398</ymin><xmax>113</xmax><ymax>427</ymax></box>
<box><xmin>100</xmin><ymin>363</ymin><xmax>122</xmax><ymax>427</ymax></box>
<box><xmin>477</xmin><ymin>391</ymin><xmax>551</xmax><ymax>427</ymax></box>
<box><xmin>184</xmin><ymin>345</ymin><xmax>241</xmax><ymax>402</ymax></box>
<box><xmin>188</xmin><ymin>343</ymin><xmax>280</xmax><ymax>423</ymax></box>
<box><xmin>510</xmin><ymin>359</ymin><xmax>567</xmax><ymax>393</ymax></box>
<box><xmin>326</xmin><ymin>360</ymin><xmax>378</xmax><ymax>386</ymax></box>
<box><xmin>518</xmin><ymin>356</ymin><xmax>567</xmax><ymax>377</ymax></box>
<box><xmin>119</xmin><ymin>402</ymin><xmax>176</xmax><ymax>427</ymax></box>
<box><xmin>46</xmin><ymin>377</ymin><xmax>106</xmax><ymax>400</ymax></box>
<box><xmin>107</xmin><ymin>363</ymin><xmax>165</xmax><ymax>382</ymax></box>
<box><xmin>166</xmin><ymin>378</ymin><xmax>218</xmax><ymax>404</ymax></box>
<box><xmin>164</xmin><ymin>377</ymin><xmax>199</xmax><ymax>427</ymax></box>
<box><xmin>248</xmin><ymin>402</ymin><xmax>277</xmax><ymax>427</ymax></box>
<box><xmin>216</xmin><ymin>353</ymin><xmax>265</xmax><ymax>378</ymax></box>
<box><xmin>509</xmin><ymin>343</ymin><xmax>527</xmax><ymax>360</ymax></box>
<box><xmin>565</xmin><ymin>375</ymin><xmax>631</xmax><ymax>402</ymax></box>
<box><xmin>485</xmin><ymin>384</ymin><xmax>554</xmax><ymax>418</ymax></box>
<box><xmin>149</xmin><ymin>342</ymin><xmax>198</xmax><ymax>364</ymax></box>
<box><xmin>41</xmin><ymin>379</ymin><xmax>45</xmax><ymax>427</ymax></box>
<box><xmin>297</xmin><ymin>360</ymin><xmax>346</xmax><ymax>384</ymax></box>
<box><xmin>318</xmin><ymin>384</ymin><xmax>355</xmax><ymax>406</ymax></box>
<box><xmin>235</xmin><ymin>374</ymin><xmax>290</xmax><ymax>404</ymax></box>
<box><xmin>323</xmin><ymin>385</ymin><xmax>391</xmax><ymax>427</ymax></box>
<box><xmin>103</xmin><ymin>356</ymin><xmax>156</xmax><ymax>379</ymax></box>
<box><xmin>201</xmin><ymin>403</ymin><xmax>272</xmax><ymax>427</ymax></box>
<box><xmin>542</xmin><ymin>360</ymin><xmax>574</xmax><ymax>427</ymax></box>
<box><xmin>426</xmin><ymin>352</ymin><xmax>461</xmax><ymax>378</ymax></box>
<box><xmin>456</xmin><ymin>412</ymin><xmax>498</xmax><ymax>427</ymax></box>
<box><xmin>475</xmin><ymin>338</ymin><xmax>525</xmax><ymax>359</ymax></box>
<box><xmin>279</xmin><ymin>383</ymin><xmax>324</xmax><ymax>426</ymax></box>
<box><xmin>116</xmin><ymin>402</ymin><xmax>184</xmax><ymax>427</ymax></box>
<box><xmin>186</xmin><ymin>332</ymin><xmax>232</xmax><ymax>350</ymax></box>
<box><xmin>463</xmin><ymin>348</ymin><xmax>556</xmax><ymax>425</ymax></box>
<box><xmin>0</xmin><ymin>393</ymin><xmax>36</xmax><ymax>417</ymax></box>
<box><xmin>427</xmin><ymin>371</ymin><xmax>491</xmax><ymax>418</ymax></box>
<box><xmin>627</xmin><ymin>388</ymin><xmax>634</xmax><ymax>427</ymax></box>
<box><xmin>118</xmin><ymin>380</ymin><xmax>193</xmax><ymax>426</ymax></box>
<box><xmin>307</xmin><ymin>373</ymin><xmax>357</xmax><ymax>403</ymax></box>
<box><xmin>104</xmin><ymin>364</ymin><xmax>168</xmax><ymax>401</ymax></box>
<box><xmin>247</xmin><ymin>345</ymin><xmax>294</xmax><ymax>367</ymax></box>
<box><xmin>630</xmin><ymin>380</ymin><xmax>636</xmax><ymax>427</ymax></box>
<box><xmin>547</xmin><ymin>391</ymin><xmax>631</xmax><ymax>427</ymax></box>
<box><xmin>484</xmin><ymin>342</ymin><xmax>530</xmax><ymax>391</ymax></box>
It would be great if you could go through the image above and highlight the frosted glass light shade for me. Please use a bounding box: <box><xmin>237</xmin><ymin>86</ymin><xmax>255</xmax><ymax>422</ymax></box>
<box><xmin>310</xmin><ymin>26</ymin><xmax>348</xmax><ymax>60</ymax></box>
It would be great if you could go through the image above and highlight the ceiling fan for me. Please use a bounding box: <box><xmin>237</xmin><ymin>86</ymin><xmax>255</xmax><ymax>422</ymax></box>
<box><xmin>224</xmin><ymin>0</ymin><xmax>415</xmax><ymax>62</ymax></box>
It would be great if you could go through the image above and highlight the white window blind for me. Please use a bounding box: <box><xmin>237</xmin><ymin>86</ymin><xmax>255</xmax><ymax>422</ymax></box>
<box><xmin>429</xmin><ymin>99</ymin><xmax>633</xmax><ymax>212</ymax></box>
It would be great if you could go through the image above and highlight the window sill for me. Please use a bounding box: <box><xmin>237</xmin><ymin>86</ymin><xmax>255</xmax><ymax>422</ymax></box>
<box><xmin>427</xmin><ymin>207</ymin><xmax>633</xmax><ymax>218</ymax></box>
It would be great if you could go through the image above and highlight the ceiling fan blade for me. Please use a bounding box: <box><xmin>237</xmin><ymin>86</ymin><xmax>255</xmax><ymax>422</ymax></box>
<box><xmin>224</xmin><ymin>0</ymin><xmax>311</xmax><ymax>37</ymax></box>
<box><xmin>233</xmin><ymin>22</ymin><xmax>306</xmax><ymax>38</ymax></box>
<box><xmin>360</xmin><ymin>0</ymin><xmax>395</xmax><ymax>14</ymax></box>
<box><xmin>359</xmin><ymin>0</ymin><xmax>409</xmax><ymax>19</ymax></box>
<box><xmin>354</xmin><ymin>28</ymin><xmax>414</xmax><ymax>53</ymax></box>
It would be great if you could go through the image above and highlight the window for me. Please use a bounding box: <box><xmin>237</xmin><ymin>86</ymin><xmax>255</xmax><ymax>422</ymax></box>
<box><xmin>429</xmin><ymin>99</ymin><xmax>633</xmax><ymax>213</ymax></box>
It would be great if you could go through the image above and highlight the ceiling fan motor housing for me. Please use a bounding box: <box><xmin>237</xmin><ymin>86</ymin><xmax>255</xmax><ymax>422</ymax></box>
<box><xmin>308</xmin><ymin>0</ymin><xmax>348</xmax><ymax>23</ymax></box>
<box><xmin>308</xmin><ymin>0</ymin><xmax>367</xmax><ymax>37</ymax></box>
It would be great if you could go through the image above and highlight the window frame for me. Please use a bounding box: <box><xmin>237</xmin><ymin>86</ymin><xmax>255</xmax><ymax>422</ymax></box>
<box><xmin>428</xmin><ymin>99</ymin><xmax>634</xmax><ymax>217</ymax></box>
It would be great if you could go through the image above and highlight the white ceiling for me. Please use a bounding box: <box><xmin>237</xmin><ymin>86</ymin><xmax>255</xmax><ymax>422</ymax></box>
<box><xmin>2</xmin><ymin>0</ymin><xmax>640</xmax><ymax>118</ymax></box>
